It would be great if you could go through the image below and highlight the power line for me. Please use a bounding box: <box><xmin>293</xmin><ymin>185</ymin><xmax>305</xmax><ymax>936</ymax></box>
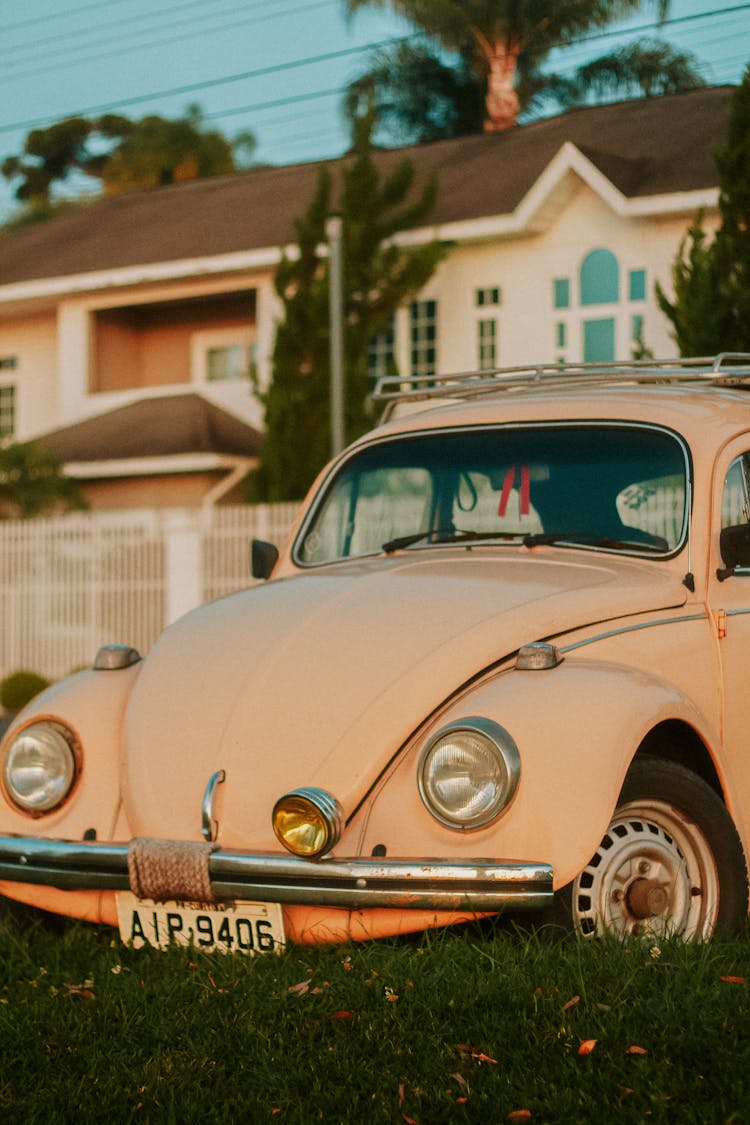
<box><xmin>2</xmin><ymin>0</ymin><xmax>136</xmax><ymax>35</ymax></box>
<box><xmin>0</xmin><ymin>4</ymin><xmax>745</xmax><ymax>140</ymax></box>
<box><xmin>4</xmin><ymin>0</ymin><xmax>256</xmax><ymax>60</ymax></box>
<box><xmin>563</xmin><ymin>1</ymin><xmax>749</xmax><ymax>46</ymax></box>
<box><xmin>4</xmin><ymin>2</ymin><xmax>747</xmax><ymax>84</ymax></box>
<box><xmin>2</xmin><ymin>0</ymin><xmax>332</xmax><ymax>74</ymax></box>
<box><xmin>0</xmin><ymin>35</ymin><xmax>415</xmax><ymax>135</ymax></box>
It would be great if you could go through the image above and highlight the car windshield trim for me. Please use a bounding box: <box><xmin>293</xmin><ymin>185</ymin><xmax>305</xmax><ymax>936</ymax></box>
<box><xmin>293</xmin><ymin>421</ymin><xmax>692</xmax><ymax>568</ymax></box>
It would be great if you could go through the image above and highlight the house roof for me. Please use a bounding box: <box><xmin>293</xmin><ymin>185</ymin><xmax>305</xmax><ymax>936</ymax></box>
<box><xmin>0</xmin><ymin>86</ymin><xmax>733</xmax><ymax>287</ymax></box>
<box><xmin>40</xmin><ymin>393</ymin><xmax>262</xmax><ymax>463</ymax></box>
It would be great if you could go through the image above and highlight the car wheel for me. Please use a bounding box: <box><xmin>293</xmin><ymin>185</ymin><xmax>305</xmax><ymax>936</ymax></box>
<box><xmin>559</xmin><ymin>758</ymin><xmax>748</xmax><ymax>940</ymax></box>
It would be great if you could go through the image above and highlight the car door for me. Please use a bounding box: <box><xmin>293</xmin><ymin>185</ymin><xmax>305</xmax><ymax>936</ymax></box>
<box><xmin>708</xmin><ymin>439</ymin><xmax>750</xmax><ymax>853</ymax></box>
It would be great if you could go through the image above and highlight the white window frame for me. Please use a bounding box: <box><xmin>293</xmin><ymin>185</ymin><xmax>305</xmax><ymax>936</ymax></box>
<box><xmin>477</xmin><ymin>317</ymin><xmax>498</xmax><ymax>370</ymax></box>
<box><xmin>410</xmin><ymin>300</ymin><xmax>438</xmax><ymax>380</ymax></box>
<box><xmin>0</xmin><ymin>375</ymin><xmax>17</xmax><ymax>440</ymax></box>
<box><xmin>190</xmin><ymin>328</ymin><xmax>256</xmax><ymax>385</ymax></box>
<box><xmin>367</xmin><ymin>318</ymin><xmax>396</xmax><ymax>383</ymax></box>
<box><xmin>475</xmin><ymin>286</ymin><xmax>501</xmax><ymax>308</ymax></box>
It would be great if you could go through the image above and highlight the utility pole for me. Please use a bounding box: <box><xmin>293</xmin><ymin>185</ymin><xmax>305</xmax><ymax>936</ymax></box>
<box><xmin>326</xmin><ymin>213</ymin><xmax>345</xmax><ymax>458</ymax></box>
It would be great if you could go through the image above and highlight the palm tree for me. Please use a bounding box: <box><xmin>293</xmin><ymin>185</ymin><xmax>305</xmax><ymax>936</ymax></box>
<box><xmin>345</xmin><ymin>0</ymin><xmax>679</xmax><ymax>132</ymax></box>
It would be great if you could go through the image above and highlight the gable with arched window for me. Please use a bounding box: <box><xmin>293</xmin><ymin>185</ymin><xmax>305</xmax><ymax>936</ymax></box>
<box><xmin>552</xmin><ymin>248</ymin><xmax>648</xmax><ymax>364</ymax></box>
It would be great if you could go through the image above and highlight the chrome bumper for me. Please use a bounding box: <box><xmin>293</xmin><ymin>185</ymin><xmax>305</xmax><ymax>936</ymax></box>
<box><xmin>0</xmin><ymin>835</ymin><xmax>553</xmax><ymax>912</ymax></box>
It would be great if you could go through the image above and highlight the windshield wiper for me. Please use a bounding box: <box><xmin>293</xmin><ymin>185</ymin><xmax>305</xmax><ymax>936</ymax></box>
<box><xmin>522</xmin><ymin>532</ymin><xmax>665</xmax><ymax>553</ymax></box>
<box><xmin>382</xmin><ymin>529</ymin><xmax>524</xmax><ymax>553</ymax></box>
<box><xmin>383</xmin><ymin>529</ymin><xmax>666</xmax><ymax>555</ymax></box>
<box><xmin>381</xmin><ymin>530</ymin><xmax>436</xmax><ymax>553</ymax></box>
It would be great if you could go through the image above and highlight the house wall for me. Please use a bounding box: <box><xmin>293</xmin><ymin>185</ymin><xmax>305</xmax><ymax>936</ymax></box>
<box><xmin>77</xmin><ymin>471</ymin><xmax>232</xmax><ymax>510</ymax></box>
<box><xmin>91</xmin><ymin>292</ymin><xmax>258</xmax><ymax>393</ymax></box>
<box><xmin>0</xmin><ymin>312</ymin><xmax>59</xmax><ymax>439</ymax></box>
<box><xmin>54</xmin><ymin>272</ymin><xmax>277</xmax><ymax>437</ymax></box>
<box><xmin>430</xmin><ymin>183</ymin><xmax>710</xmax><ymax>374</ymax></box>
<box><xmin>0</xmin><ymin>167</ymin><xmax>717</xmax><ymax>487</ymax></box>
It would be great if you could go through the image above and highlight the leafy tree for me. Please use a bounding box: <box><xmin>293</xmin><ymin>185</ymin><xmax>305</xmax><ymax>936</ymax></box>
<box><xmin>2</xmin><ymin>105</ymin><xmax>249</xmax><ymax>216</ymax></box>
<box><xmin>656</xmin><ymin>65</ymin><xmax>750</xmax><ymax>354</ymax></box>
<box><xmin>93</xmin><ymin>106</ymin><xmax>238</xmax><ymax>193</ymax></box>
<box><xmin>574</xmin><ymin>38</ymin><xmax>705</xmax><ymax>100</ymax></box>
<box><xmin>345</xmin><ymin>1</ymin><xmax>704</xmax><ymax>140</ymax></box>
<box><xmin>254</xmin><ymin>108</ymin><xmax>446</xmax><ymax>501</ymax></box>
<box><xmin>1</xmin><ymin>117</ymin><xmax>92</xmax><ymax>205</ymax></box>
<box><xmin>0</xmin><ymin>440</ymin><xmax>87</xmax><ymax>519</ymax></box>
<box><xmin>345</xmin><ymin>41</ymin><xmax>485</xmax><ymax>144</ymax></box>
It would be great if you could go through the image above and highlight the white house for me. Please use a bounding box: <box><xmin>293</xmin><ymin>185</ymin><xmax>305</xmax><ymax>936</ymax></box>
<box><xmin>0</xmin><ymin>85</ymin><xmax>732</xmax><ymax>509</ymax></box>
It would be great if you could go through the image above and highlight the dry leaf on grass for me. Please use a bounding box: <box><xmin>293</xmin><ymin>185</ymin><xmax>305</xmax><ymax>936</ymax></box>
<box><xmin>287</xmin><ymin>980</ymin><xmax>310</xmax><ymax>996</ymax></box>
<box><xmin>721</xmin><ymin>976</ymin><xmax>746</xmax><ymax>984</ymax></box>
<box><xmin>507</xmin><ymin>1112</ymin><xmax>532</xmax><ymax>1121</ymax></box>
<box><xmin>398</xmin><ymin>1083</ymin><xmax>418</xmax><ymax>1125</ymax></box>
<box><xmin>455</xmin><ymin>1043</ymin><xmax>498</xmax><ymax>1064</ymax></box>
<box><xmin>626</xmin><ymin>1045</ymin><xmax>648</xmax><ymax>1055</ymax></box>
<box><xmin>64</xmin><ymin>980</ymin><xmax>95</xmax><ymax>1000</ymax></box>
<box><xmin>578</xmin><ymin>1039</ymin><xmax>597</xmax><ymax>1056</ymax></box>
<box><xmin>561</xmin><ymin>995</ymin><xmax>580</xmax><ymax>1012</ymax></box>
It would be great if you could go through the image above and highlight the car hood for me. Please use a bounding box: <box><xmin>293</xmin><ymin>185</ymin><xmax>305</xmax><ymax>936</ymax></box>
<box><xmin>122</xmin><ymin>551</ymin><xmax>687</xmax><ymax>843</ymax></box>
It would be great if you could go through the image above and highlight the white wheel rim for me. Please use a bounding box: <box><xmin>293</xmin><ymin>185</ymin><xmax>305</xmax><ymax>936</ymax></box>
<box><xmin>572</xmin><ymin>797</ymin><xmax>720</xmax><ymax>940</ymax></box>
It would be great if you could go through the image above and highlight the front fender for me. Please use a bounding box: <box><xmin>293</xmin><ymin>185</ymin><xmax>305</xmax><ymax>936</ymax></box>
<box><xmin>355</xmin><ymin>657</ymin><xmax>721</xmax><ymax>890</ymax></box>
<box><xmin>0</xmin><ymin>663</ymin><xmax>142</xmax><ymax>841</ymax></box>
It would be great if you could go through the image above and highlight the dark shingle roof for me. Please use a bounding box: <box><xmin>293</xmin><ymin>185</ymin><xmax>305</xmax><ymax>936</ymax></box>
<box><xmin>40</xmin><ymin>393</ymin><xmax>262</xmax><ymax>463</ymax></box>
<box><xmin>0</xmin><ymin>86</ymin><xmax>733</xmax><ymax>287</ymax></box>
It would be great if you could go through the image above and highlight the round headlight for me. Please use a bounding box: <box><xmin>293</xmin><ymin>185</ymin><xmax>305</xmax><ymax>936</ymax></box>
<box><xmin>418</xmin><ymin>717</ymin><xmax>520</xmax><ymax>830</ymax></box>
<box><xmin>272</xmin><ymin>788</ymin><xmax>343</xmax><ymax>858</ymax></box>
<box><xmin>2</xmin><ymin>721</ymin><xmax>78</xmax><ymax>814</ymax></box>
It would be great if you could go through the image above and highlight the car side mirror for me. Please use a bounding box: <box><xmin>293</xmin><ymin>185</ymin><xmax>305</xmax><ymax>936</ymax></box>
<box><xmin>719</xmin><ymin>523</ymin><xmax>750</xmax><ymax>576</ymax></box>
<box><xmin>251</xmin><ymin>538</ymin><xmax>279</xmax><ymax>580</ymax></box>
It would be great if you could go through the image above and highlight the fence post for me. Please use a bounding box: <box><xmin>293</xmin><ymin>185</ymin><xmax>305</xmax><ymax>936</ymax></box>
<box><xmin>163</xmin><ymin>510</ymin><xmax>203</xmax><ymax>626</ymax></box>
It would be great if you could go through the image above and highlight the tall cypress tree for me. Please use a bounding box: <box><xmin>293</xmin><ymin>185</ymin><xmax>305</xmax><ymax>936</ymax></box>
<box><xmin>657</xmin><ymin>66</ymin><xmax>750</xmax><ymax>354</ymax></box>
<box><xmin>254</xmin><ymin>108</ymin><xmax>446</xmax><ymax>501</ymax></box>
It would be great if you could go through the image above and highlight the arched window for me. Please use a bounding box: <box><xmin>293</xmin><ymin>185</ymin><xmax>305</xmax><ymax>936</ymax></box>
<box><xmin>580</xmin><ymin>249</ymin><xmax>619</xmax><ymax>306</ymax></box>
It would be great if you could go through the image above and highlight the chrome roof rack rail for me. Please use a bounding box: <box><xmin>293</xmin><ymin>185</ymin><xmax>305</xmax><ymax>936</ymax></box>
<box><xmin>372</xmin><ymin>354</ymin><xmax>750</xmax><ymax>405</ymax></box>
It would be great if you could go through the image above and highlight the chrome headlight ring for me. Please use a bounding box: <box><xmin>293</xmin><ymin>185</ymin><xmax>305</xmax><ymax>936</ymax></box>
<box><xmin>418</xmin><ymin>716</ymin><xmax>521</xmax><ymax>831</ymax></box>
<box><xmin>272</xmin><ymin>787</ymin><xmax>343</xmax><ymax>858</ymax></box>
<box><xmin>1</xmin><ymin>719</ymin><xmax>80</xmax><ymax>816</ymax></box>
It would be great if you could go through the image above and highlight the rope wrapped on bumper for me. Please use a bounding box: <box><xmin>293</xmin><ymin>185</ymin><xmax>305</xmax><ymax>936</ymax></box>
<box><xmin>128</xmin><ymin>837</ymin><xmax>218</xmax><ymax>904</ymax></box>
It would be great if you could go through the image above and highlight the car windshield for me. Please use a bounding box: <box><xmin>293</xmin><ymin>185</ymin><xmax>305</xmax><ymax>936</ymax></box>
<box><xmin>296</xmin><ymin>424</ymin><xmax>688</xmax><ymax>566</ymax></box>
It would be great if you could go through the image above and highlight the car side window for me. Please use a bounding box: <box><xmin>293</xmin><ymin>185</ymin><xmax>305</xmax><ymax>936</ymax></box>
<box><xmin>722</xmin><ymin>455</ymin><xmax>750</xmax><ymax>529</ymax></box>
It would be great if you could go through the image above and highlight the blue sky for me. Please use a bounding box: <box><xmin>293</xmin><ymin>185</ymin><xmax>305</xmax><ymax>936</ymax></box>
<box><xmin>1</xmin><ymin>0</ymin><xmax>748</xmax><ymax>220</ymax></box>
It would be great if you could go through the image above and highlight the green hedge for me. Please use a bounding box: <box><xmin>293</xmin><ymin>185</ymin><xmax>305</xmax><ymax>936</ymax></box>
<box><xmin>0</xmin><ymin>670</ymin><xmax>50</xmax><ymax>712</ymax></box>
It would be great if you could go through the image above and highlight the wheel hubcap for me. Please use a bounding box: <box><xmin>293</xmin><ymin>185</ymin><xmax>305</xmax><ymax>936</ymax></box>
<box><xmin>626</xmin><ymin>877</ymin><xmax>670</xmax><ymax>919</ymax></box>
<box><xmin>572</xmin><ymin>798</ymin><xmax>719</xmax><ymax>939</ymax></box>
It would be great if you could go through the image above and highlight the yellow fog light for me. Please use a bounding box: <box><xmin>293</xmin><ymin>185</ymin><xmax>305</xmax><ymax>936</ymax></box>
<box><xmin>272</xmin><ymin>788</ymin><xmax>343</xmax><ymax>858</ymax></box>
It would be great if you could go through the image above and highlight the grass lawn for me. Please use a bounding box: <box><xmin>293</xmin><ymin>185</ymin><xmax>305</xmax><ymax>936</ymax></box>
<box><xmin>1</xmin><ymin>916</ymin><xmax>749</xmax><ymax>1123</ymax></box>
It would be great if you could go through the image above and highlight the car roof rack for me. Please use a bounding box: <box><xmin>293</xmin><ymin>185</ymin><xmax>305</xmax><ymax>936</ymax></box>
<box><xmin>372</xmin><ymin>354</ymin><xmax>750</xmax><ymax>405</ymax></box>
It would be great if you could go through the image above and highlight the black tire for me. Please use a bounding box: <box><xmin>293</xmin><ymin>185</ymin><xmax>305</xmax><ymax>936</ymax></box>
<box><xmin>555</xmin><ymin>758</ymin><xmax>748</xmax><ymax>939</ymax></box>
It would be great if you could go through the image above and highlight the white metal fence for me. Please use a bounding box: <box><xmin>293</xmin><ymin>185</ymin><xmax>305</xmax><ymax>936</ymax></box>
<box><xmin>0</xmin><ymin>504</ymin><xmax>299</xmax><ymax>681</ymax></box>
<box><xmin>0</xmin><ymin>488</ymin><xmax>745</xmax><ymax>683</ymax></box>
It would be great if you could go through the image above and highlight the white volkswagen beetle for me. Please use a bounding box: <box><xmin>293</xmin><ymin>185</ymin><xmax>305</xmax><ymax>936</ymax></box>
<box><xmin>1</xmin><ymin>356</ymin><xmax>749</xmax><ymax>952</ymax></box>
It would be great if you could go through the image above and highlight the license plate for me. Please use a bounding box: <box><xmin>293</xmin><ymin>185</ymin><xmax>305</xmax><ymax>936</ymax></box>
<box><xmin>116</xmin><ymin>892</ymin><xmax>285</xmax><ymax>955</ymax></box>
